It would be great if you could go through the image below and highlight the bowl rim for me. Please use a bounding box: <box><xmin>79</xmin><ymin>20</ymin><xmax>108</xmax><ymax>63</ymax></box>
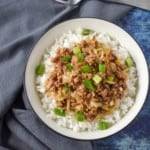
<box><xmin>24</xmin><ymin>17</ymin><xmax>150</xmax><ymax>141</ymax></box>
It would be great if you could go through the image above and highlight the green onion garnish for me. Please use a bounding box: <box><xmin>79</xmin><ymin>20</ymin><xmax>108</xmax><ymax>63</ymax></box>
<box><xmin>73</xmin><ymin>47</ymin><xmax>81</xmax><ymax>55</ymax></box>
<box><xmin>98</xmin><ymin>121</ymin><xmax>109</xmax><ymax>130</ymax></box>
<box><xmin>72</xmin><ymin>46</ymin><xmax>85</xmax><ymax>62</ymax></box>
<box><xmin>77</xmin><ymin>53</ymin><xmax>85</xmax><ymax>62</ymax></box>
<box><xmin>75</xmin><ymin>112</ymin><xmax>86</xmax><ymax>122</ymax></box>
<box><xmin>125</xmin><ymin>57</ymin><xmax>134</xmax><ymax>67</ymax></box>
<box><xmin>92</xmin><ymin>75</ymin><xmax>102</xmax><ymax>84</ymax></box>
<box><xmin>66</xmin><ymin>64</ymin><xmax>74</xmax><ymax>72</ymax></box>
<box><xmin>83</xmin><ymin>80</ymin><xmax>95</xmax><ymax>90</ymax></box>
<box><xmin>106</xmin><ymin>75</ymin><xmax>115</xmax><ymax>84</ymax></box>
<box><xmin>81</xmin><ymin>65</ymin><xmax>92</xmax><ymax>73</ymax></box>
<box><xmin>61</xmin><ymin>55</ymin><xmax>72</xmax><ymax>62</ymax></box>
<box><xmin>81</xmin><ymin>28</ymin><xmax>92</xmax><ymax>35</ymax></box>
<box><xmin>107</xmin><ymin>75</ymin><xmax>114</xmax><ymax>82</ymax></box>
<box><xmin>35</xmin><ymin>64</ymin><xmax>45</xmax><ymax>75</ymax></box>
<box><xmin>98</xmin><ymin>63</ymin><xmax>106</xmax><ymax>73</ymax></box>
<box><xmin>54</xmin><ymin>108</ymin><xmax>65</xmax><ymax>117</ymax></box>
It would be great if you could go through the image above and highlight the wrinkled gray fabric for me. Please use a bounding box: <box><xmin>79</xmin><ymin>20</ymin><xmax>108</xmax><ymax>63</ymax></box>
<box><xmin>0</xmin><ymin>0</ymin><xmax>132</xmax><ymax>149</ymax></box>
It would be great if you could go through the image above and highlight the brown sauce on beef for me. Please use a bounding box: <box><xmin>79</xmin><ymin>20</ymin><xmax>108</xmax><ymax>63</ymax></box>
<box><xmin>45</xmin><ymin>38</ymin><xmax>128</xmax><ymax>121</ymax></box>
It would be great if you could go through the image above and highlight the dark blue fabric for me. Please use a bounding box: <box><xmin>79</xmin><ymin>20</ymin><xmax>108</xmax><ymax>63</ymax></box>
<box><xmin>93</xmin><ymin>9</ymin><xmax>150</xmax><ymax>150</ymax></box>
<box><xmin>0</xmin><ymin>0</ymin><xmax>149</xmax><ymax>150</ymax></box>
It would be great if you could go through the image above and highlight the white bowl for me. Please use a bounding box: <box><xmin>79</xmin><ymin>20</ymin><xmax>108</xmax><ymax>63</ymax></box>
<box><xmin>25</xmin><ymin>18</ymin><xmax>149</xmax><ymax>140</ymax></box>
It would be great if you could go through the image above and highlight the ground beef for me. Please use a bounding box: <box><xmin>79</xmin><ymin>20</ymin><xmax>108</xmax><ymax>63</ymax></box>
<box><xmin>45</xmin><ymin>38</ymin><xmax>128</xmax><ymax>121</ymax></box>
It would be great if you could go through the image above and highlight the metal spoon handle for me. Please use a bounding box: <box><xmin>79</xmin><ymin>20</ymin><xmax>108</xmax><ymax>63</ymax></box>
<box><xmin>55</xmin><ymin>0</ymin><xmax>82</xmax><ymax>5</ymax></box>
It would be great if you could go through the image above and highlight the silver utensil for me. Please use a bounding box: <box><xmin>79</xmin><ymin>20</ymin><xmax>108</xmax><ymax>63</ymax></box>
<box><xmin>55</xmin><ymin>0</ymin><xmax>82</xmax><ymax>5</ymax></box>
<box><xmin>55</xmin><ymin>0</ymin><xmax>150</xmax><ymax>10</ymax></box>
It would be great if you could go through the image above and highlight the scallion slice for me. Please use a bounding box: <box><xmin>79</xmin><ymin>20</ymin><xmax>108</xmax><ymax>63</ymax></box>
<box><xmin>125</xmin><ymin>57</ymin><xmax>134</xmax><ymax>67</ymax></box>
<box><xmin>75</xmin><ymin>112</ymin><xmax>86</xmax><ymax>122</ymax></box>
<box><xmin>98</xmin><ymin>121</ymin><xmax>109</xmax><ymax>130</ymax></box>
<box><xmin>107</xmin><ymin>75</ymin><xmax>114</xmax><ymax>81</ymax></box>
<box><xmin>66</xmin><ymin>64</ymin><xmax>74</xmax><ymax>72</ymax></box>
<box><xmin>81</xmin><ymin>65</ymin><xmax>92</xmax><ymax>73</ymax></box>
<box><xmin>106</xmin><ymin>75</ymin><xmax>115</xmax><ymax>84</ymax></box>
<box><xmin>92</xmin><ymin>75</ymin><xmax>102</xmax><ymax>84</ymax></box>
<box><xmin>73</xmin><ymin>47</ymin><xmax>81</xmax><ymax>55</ymax></box>
<box><xmin>98</xmin><ymin>63</ymin><xmax>106</xmax><ymax>73</ymax></box>
<box><xmin>77</xmin><ymin>53</ymin><xmax>85</xmax><ymax>62</ymax></box>
<box><xmin>61</xmin><ymin>55</ymin><xmax>72</xmax><ymax>62</ymax></box>
<box><xmin>83</xmin><ymin>80</ymin><xmax>95</xmax><ymax>90</ymax></box>
<box><xmin>81</xmin><ymin>28</ymin><xmax>92</xmax><ymax>35</ymax></box>
<box><xmin>35</xmin><ymin>64</ymin><xmax>45</xmax><ymax>75</ymax></box>
<box><xmin>54</xmin><ymin>108</ymin><xmax>65</xmax><ymax>117</ymax></box>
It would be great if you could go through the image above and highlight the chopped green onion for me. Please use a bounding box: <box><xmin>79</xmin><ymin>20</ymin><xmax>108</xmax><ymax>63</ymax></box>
<box><xmin>77</xmin><ymin>53</ymin><xmax>85</xmax><ymax>62</ymax></box>
<box><xmin>63</xmin><ymin>84</ymin><xmax>71</xmax><ymax>93</ymax></box>
<box><xmin>125</xmin><ymin>57</ymin><xmax>134</xmax><ymax>67</ymax></box>
<box><xmin>61</xmin><ymin>55</ymin><xmax>72</xmax><ymax>62</ymax></box>
<box><xmin>35</xmin><ymin>64</ymin><xmax>45</xmax><ymax>75</ymax></box>
<box><xmin>98</xmin><ymin>63</ymin><xmax>106</xmax><ymax>73</ymax></box>
<box><xmin>54</xmin><ymin>108</ymin><xmax>65</xmax><ymax>117</ymax></box>
<box><xmin>82</xmin><ymin>28</ymin><xmax>92</xmax><ymax>35</ymax></box>
<box><xmin>106</xmin><ymin>75</ymin><xmax>115</xmax><ymax>84</ymax></box>
<box><xmin>72</xmin><ymin>46</ymin><xmax>85</xmax><ymax>62</ymax></box>
<box><xmin>107</xmin><ymin>75</ymin><xmax>114</xmax><ymax>82</ymax></box>
<box><xmin>92</xmin><ymin>75</ymin><xmax>102</xmax><ymax>84</ymax></box>
<box><xmin>73</xmin><ymin>47</ymin><xmax>81</xmax><ymax>55</ymax></box>
<box><xmin>75</xmin><ymin>112</ymin><xmax>86</xmax><ymax>122</ymax></box>
<box><xmin>98</xmin><ymin>121</ymin><xmax>109</xmax><ymax>130</ymax></box>
<box><xmin>66</xmin><ymin>64</ymin><xmax>74</xmax><ymax>72</ymax></box>
<box><xmin>83</xmin><ymin>80</ymin><xmax>95</xmax><ymax>90</ymax></box>
<box><xmin>81</xmin><ymin>65</ymin><xmax>92</xmax><ymax>73</ymax></box>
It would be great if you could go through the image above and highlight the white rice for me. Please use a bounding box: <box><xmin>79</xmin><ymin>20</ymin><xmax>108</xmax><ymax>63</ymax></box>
<box><xmin>35</xmin><ymin>28</ymin><xmax>138</xmax><ymax>132</ymax></box>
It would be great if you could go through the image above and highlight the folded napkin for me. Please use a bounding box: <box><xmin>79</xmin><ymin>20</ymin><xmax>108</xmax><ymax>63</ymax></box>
<box><xmin>0</xmin><ymin>0</ymin><xmax>149</xmax><ymax>150</ymax></box>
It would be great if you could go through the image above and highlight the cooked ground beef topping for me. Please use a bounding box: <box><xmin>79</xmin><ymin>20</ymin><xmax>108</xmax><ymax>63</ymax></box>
<box><xmin>45</xmin><ymin>38</ymin><xmax>128</xmax><ymax>121</ymax></box>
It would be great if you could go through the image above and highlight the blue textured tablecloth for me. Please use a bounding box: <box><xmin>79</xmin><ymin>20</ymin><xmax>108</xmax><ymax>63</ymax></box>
<box><xmin>94</xmin><ymin>9</ymin><xmax>150</xmax><ymax>150</ymax></box>
<box><xmin>0</xmin><ymin>0</ymin><xmax>149</xmax><ymax>149</ymax></box>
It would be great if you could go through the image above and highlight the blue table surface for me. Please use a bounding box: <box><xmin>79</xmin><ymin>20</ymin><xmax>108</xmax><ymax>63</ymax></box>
<box><xmin>93</xmin><ymin>8</ymin><xmax>150</xmax><ymax>150</ymax></box>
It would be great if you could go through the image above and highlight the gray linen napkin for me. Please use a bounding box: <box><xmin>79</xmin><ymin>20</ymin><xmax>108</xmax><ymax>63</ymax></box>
<box><xmin>0</xmin><ymin>0</ymin><xmax>132</xmax><ymax>149</ymax></box>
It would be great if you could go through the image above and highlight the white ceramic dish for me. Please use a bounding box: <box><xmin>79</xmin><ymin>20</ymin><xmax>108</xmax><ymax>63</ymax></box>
<box><xmin>25</xmin><ymin>18</ymin><xmax>149</xmax><ymax>140</ymax></box>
